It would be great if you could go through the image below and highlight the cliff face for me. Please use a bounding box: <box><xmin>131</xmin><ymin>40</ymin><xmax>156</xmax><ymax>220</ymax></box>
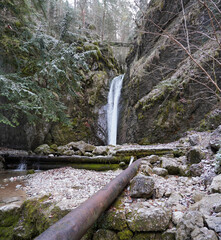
<box><xmin>118</xmin><ymin>0</ymin><xmax>221</xmax><ymax>144</ymax></box>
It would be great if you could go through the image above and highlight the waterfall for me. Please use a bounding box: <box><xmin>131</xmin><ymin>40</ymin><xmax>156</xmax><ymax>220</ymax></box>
<box><xmin>16</xmin><ymin>158</ymin><xmax>27</xmax><ymax>171</ymax></box>
<box><xmin>107</xmin><ymin>74</ymin><xmax>124</xmax><ymax>145</ymax></box>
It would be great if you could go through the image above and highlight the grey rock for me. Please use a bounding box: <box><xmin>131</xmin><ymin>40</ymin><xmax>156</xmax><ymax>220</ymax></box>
<box><xmin>187</xmin><ymin>147</ymin><xmax>204</xmax><ymax>164</ymax></box>
<box><xmin>210</xmin><ymin>125</ymin><xmax>221</xmax><ymax>152</ymax></box>
<box><xmin>210</xmin><ymin>174</ymin><xmax>221</xmax><ymax>193</ymax></box>
<box><xmin>66</xmin><ymin>141</ymin><xmax>95</xmax><ymax>154</ymax></box>
<box><xmin>167</xmin><ymin>192</ymin><xmax>182</xmax><ymax>206</ymax></box>
<box><xmin>126</xmin><ymin>205</ymin><xmax>172</xmax><ymax>232</ymax></box>
<box><xmin>0</xmin><ymin>203</ymin><xmax>21</xmax><ymax>212</ymax></box>
<box><xmin>172</xmin><ymin>211</ymin><xmax>184</xmax><ymax>225</ymax></box>
<box><xmin>161</xmin><ymin>157</ymin><xmax>180</xmax><ymax>175</ymax></box>
<box><xmin>34</xmin><ymin>144</ymin><xmax>53</xmax><ymax>155</ymax></box>
<box><xmin>93</xmin><ymin>229</ymin><xmax>118</xmax><ymax>240</ymax></box>
<box><xmin>214</xmin><ymin>203</ymin><xmax>221</xmax><ymax>213</ymax></box>
<box><xmin>189</xmin><ymin>163</ymin><xmax>203</xmax><ymax>177</ymax></box>
<box><xmin>92</xmin><ymin>146</ymin><xmax>109</xmax><ymax>155</ymax></box>
<box><xmin>130</xmin><ymin>174</ymin><xmax>154</xmax><ymax>198</ymax></box>
<box><xmin>189</xmin><ymin>134</ymin><xmax>201</xmax><ymax>146</ymax></box>
<box><xmin>191</xmin><ymin>227</ymin><xmax>218</xmax><ymax>240</ymax></box>
<box><xmin>147</xmin><ymin>155</ymin><xmax>160</xmax><ymax>164</ymax></box>
<box><xmin>139</xmin><ymin>164</ymin><xmax>153</xmax><ymax>176</ymax></box>
<box><xmin>191</xmin><ymin>191</ymin><xmax>206</xmax><ymax>203</ymax></box>
<box><xmin>190</xmin><ymin>193</ymin><xmax>221</xmax><ymax>216</ymax></box>
<box><xmin>153</xmin><ymin>167</ymin><xmax>168</xmax><ymax>176</ymax></box>
<box><xmin>205</xmin><ymin>216</ymin><xmax>221</xmax><ymax>233</ymax></box>
<box><xmin>176</xmin><ymin>211</ymin><xmax>204</xmax><ymax>240</ymax></box>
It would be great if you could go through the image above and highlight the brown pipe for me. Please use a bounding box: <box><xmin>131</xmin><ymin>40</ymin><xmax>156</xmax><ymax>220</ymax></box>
<box><xmin>35</xmin><ymin>159</ymin><xmax>142</xmax><ymax>240</ymax></box>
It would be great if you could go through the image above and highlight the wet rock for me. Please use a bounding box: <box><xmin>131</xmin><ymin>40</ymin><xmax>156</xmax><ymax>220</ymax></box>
<box><xmin>126</xmin><ymin>205</ymin><xmax>172</xmax><ymax>232</ymax></box>
<box><xmin>190</xmin><ymin>194</ymin><xmax>221</xmax><ymax>216</ymax></box>
<box><xmin>130</xmin><ymin>174</ymin><xmax>154</xmax><ymax>198</ymax></box>
<box><xmin>161</xmin><ymin>157</ymin><xmax>180</xmax><ymax>175</ymax></box>
<box><xmin>189</xmin><ymin>163</ymin><xmax>203</xmax><ymax>177</ymax></box>
<box><xmin>191</xmin><ymin>227</ymin><xmax>218</xmax><ymax>240</ymax></box>
<box><xmin>176</xmin><ymin>211</ymin><xmax>204</xmax><ymax>240</ymax></box>
<box><xmin>205</xmin><ymin>216</ymin><xmax>221</xmax><ymax>234</ymax></box>
<box><xmin>93</xmin><ymin>229</ymin><xmax>118</xmax><ymax>240</ymax></box>
<box><xmin>93</xmin><ymin>146</ymin><xmax>109</xmax><ymax>155</ymax></box>
<box><xmin>187</xmin><ymin>147</ymin><xmax>204</xmax><ymax>164</ymax></box>
<box><xmin>189</xmin><ymin>134</ymin><xmax>201</xmax><ymax>146</ymax></box>
<box><xmin>34</xmin><ymin>144</ymin><xmax>54</xmax><ymax>155</ymax></box>
<box><xmin>210</xmin><ymin>174</ymin><xmax>221</xmax><ymax>193</ymax></box>
<box><xmin>210</xmin><ymin>125</ymin><xmax>221</xmax><ymax>152</ymax></box>
<box><xmin>98</xmin><ymin>210</ymin><xmax>127</xmax><ymax>231</ymax></box>
<box><xmin>153</xmin><ymin>167</ymin><xmax>168</xmax><ymax>176</ymax></box>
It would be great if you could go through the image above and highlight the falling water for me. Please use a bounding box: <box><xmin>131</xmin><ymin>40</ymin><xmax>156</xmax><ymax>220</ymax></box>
<box><xmin>16</xmin><ymin>158</ymin><xmax>27</xmax><ymax>171</ymax></box>
<box><xmin>107</xmin><ymin>74</ymin><xmax>124</xmax><ymax>145</ymax></box>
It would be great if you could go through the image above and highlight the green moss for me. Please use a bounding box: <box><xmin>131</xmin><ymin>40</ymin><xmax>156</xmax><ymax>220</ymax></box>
<box><xmin>70</xmin><ymin>163</ymin><xmax>120</xmax><ymax>171</ymax></box>
<box><xmin>27</xmin><ymin>169</ymin><xmax>35</xmax><ymax>174</ymax></box>
<box><xmin>117</xmin><ymin>229</ymin><xmax>133</xmax><ymax>240</ymax></box>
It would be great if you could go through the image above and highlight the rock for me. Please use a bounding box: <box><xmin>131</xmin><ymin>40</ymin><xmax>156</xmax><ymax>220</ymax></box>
<box><xmin>130</xmin><ymin>174</ymin><xmax>154</xmax><ymax>198</ymax></box>
<box><xmin>210</xmin><ymin>174</ymin><xmax>221</xmax><ymax>193</ymax></box>
<box><xmin>0</xmin><ymin>203</ymin><xmax>21</xmax><ymax>212</ymax></box>
<box><xmin>153</xmin><ymin>167</ymin><xmax>168</xmax><ymax>176</ymax></box>
<box><xmin>132</xmin><ymin>233</ymin><xmax>162</xmax><ymax>240</ymax></box>
<box><xmin>189</xmin><ymin>163</ymin><xmax>203</xmax><ymax>177</ymax></box>
<box><xmin>117</xmin><ymin>229</ymin><xmax>133</xmax><ymax>240</ymax></box>
<box><xmin>3</xmin><ymin>197</ymin><xmax>21</xmax><ymax>204</ymax></box>
<box><xmin>126</xmin><ymin>205</ymin><xmax>171</xmax><ymax>232</ymax></box>
<box><xmin>34</xmin><ymin>144</ymin><xmax>53</xmax><ymax>155</ymax></box>
<box><xmin>139</xmin><ymin>164</ymin><xmax>153</xmax><ymax>176</ymax></box>
<box><xmin>63</xmin><ymin>150</ymin><xmax>76</xmax><ymax>156</ymax></box>
<box><xmin>190</xmin><ymin>193</ymin><xmax>221</xmax><ymax>216</ymax></box>
<box><xmin>93</xmin><ymin>229</ymin><xmax>118</xmax><ymax>240</ymax></box>
<box><xmin>205</xmin><ymin>216</ymin><xmax>221</xmax><ymax>233</ymax></box>
<box><xmin>98</xmin><ymin>210</ymin><xmax>127</xmax><ymax>231</ymax></box>
<box><xmin>187</xmin><ymin>147</ymin><xmax>204</xmax><ymax>164</ymax></box>
<box><xmin>0</xmin><ymin>156</ymin><xmax>5</xmax><ymax>169</ymax></box>
<box><xmin>214</xmin><ymin>203</ymin><xmax>221</xmax><ymax>213</ymax></box>
<box><xmin>161</xmin><ymin>157</ymin><xmax>180</xmax><ymax>175</ymax></box>
<box><xmin>147</xmin><ymin>155</ymin><xmax>159</xmax><ymax>164</ymax></box>
<box><xmin>167</xmin><ymin>192</ymin><xmax>182</xmax><ymax>206</ymax></box>
<box><xmin>191</xmin><ymin>191</ymin><xmax>206</xmax><ymax>203</ymax></box>
<box><xmin>67</xmin><ymin>141</ymin><xmax>95</xmax><ymax>154</ymax></box>
<box><xmin>162</xmin><ymin>228</ymin><xmax>176</xmax><ymax>240</ymax></box>
<box><xmin>189</xmin><ymin>134</ymin><xmax>201</xmax><ymax>146</ymax></box>
<box><xmin>92</xmin><ymin>146</ymin><xmax>109</xmax><ymax>155</ymax></box>
<box><xmin>210</xmin><ymin>125</ymin><xmax>221</xmax><ymax>152</ymax></box>
<box><xmin>176</xmin><ymin>211</ymin><xmax>204</xmax><ymax>240</ymax></box>
<box><xmin>191</xmin><ymin>227</ymin><xmax>218</xmax><ymax>240</ymax></box>
<box><xmin>172</xmin><ymin>211</ymin><xmax>184</xmax><ymax>225</ymax></box>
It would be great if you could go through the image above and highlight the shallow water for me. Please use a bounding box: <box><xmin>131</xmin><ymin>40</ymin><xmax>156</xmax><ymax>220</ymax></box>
<box><xmin>0</xmin><ymin>170</ymin><xmax>27</xmax><ymax>207</ymax></box>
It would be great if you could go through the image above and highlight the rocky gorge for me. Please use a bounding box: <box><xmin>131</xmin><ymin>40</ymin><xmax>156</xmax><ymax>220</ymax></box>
<box><xmin>0</xmin><ymin>126</ymin><xmax>221</xmax><ymax>239</ymax></box>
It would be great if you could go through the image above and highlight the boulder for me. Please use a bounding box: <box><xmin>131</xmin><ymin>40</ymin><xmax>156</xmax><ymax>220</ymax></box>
<box><xmin>214</xmin><ymin>203</ymin><xmax>221</xmax><ymax>213</ymax></box>
<box><xmin>210</xmin><ymin>125</ymin><xmax>221</xmax><ymax>152</ymax></box>
<box><xmin>190</xmin><ymin>193</ymin><xmax>221</xmax><ymax>216</ymax></box>
<box><xmin>205</xmin><ymin>216</ymin><xmax>221</xmax><ymax>234</ymax></box>
<box><xmin>66</xmin><ymin>141</ymin><xmax>95</xmax><ymax>154</ymax></box>
<box><xmin>167</xmin><ymin>192</ymin><xmax>182</xmax><ymax>206</ymax></box>
<box><xmin>210</xmin><ymin>174</ymin><xmax>221</xmax><ymax>193</ymax></box>
<box><xmin>189</xmin><ymin>134</ymin><xmax>201</xmax><ymax>146</ymax></box>
<box><xmin>152</xmin><ymin>167</ymin><xmax>168</xmax><ymax>176</ymax></box>
<box><xmin>98</xmin><ymin>210</ymin><xmax>127</xmax><ymax>231</ymax></box>
<box><xmin>139</xmin><ymin>164</ymin><xmax>153</xmax><ymax>176</ymax></box>
<box><xmin>34</xmin><ymin>144</ymin><xmax>54</xmax><ymax>155</ymax></box>
<box><xmin>147</xmin><ymin>155</ymin><xmax>160</xmax><ymax>164</ymax></box>
<box><xmin>93</xmin><ymin>229</ymin><xmax>118</xmax><ymax>240</ymax></box>
<box><xmin>187</xmin><ymin>147</ymin><xmax>204</xmax><ymax>164</ymax></box>
<box><xmin>130</xmin><ymin>174</ymin><xmax>154</xmax><ymax>198</ymax></box>
<box><xmin>92</xmin><ymin>146</ymin><xmax>109</xmax><ymax>155</ymax></box>
<box><xmin>126</xmin><ymin>205</ymin><xmax>172</xmax><ymax>232</ymax></box>
<box><xmin>176</xmin><ymin>211</ymin><xmax>204</xmax><ymax>240</ymax></box>
<box><xmin>189</xmin><ymin>163</ymin><xmax>203</xmax><ymax>177</ymax></box>
<box><xmin>161</xmin><ymin>157</ymin><xmax>180</xmax><ymax>175</ymax></box>
<box><xmin>191</xmin><ymin>227</ymin><xmax>218</xmax><ymax>240</ymax></box>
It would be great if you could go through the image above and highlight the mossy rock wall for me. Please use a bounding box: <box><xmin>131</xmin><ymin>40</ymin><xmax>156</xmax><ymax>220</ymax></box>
<box><xmin>118</xmin><ymin>0</ymin><xmax>221</xmax><ymax>144</ymax></box>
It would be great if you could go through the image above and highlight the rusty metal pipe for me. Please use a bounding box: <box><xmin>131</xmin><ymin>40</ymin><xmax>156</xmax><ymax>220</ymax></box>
<box><xmin>35</xmin><ymin>159</ymin><xmax>142</xmax><ymax>240</ymax></box>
